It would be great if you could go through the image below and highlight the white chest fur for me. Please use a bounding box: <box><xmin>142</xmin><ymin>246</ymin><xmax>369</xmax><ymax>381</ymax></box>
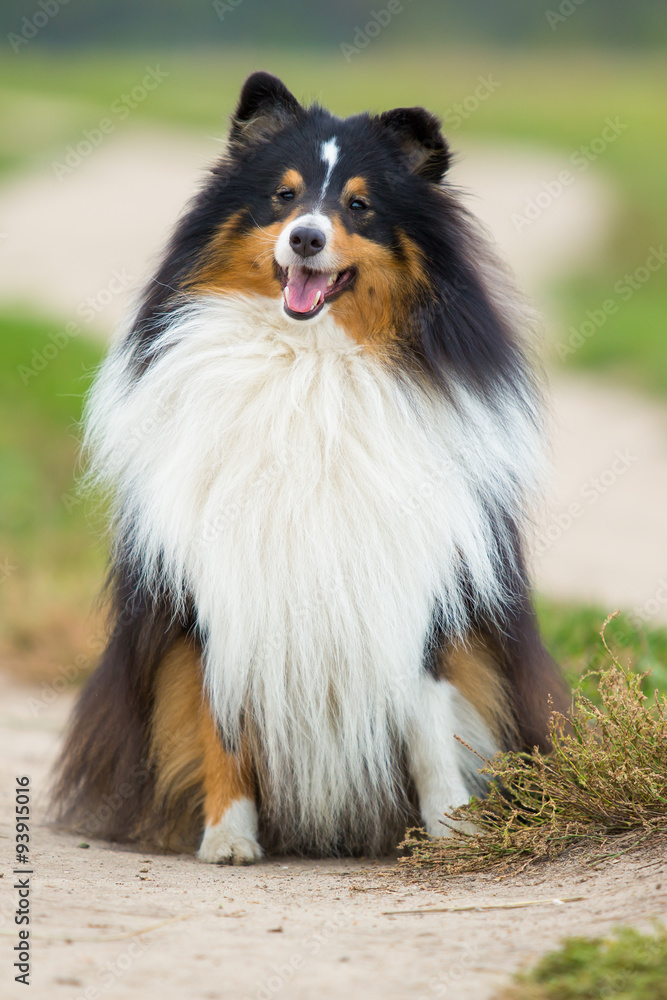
<box><xmin>86</xmin><ymin>294</ymin><xmax>542</xmax><ymax>842</ymax></box>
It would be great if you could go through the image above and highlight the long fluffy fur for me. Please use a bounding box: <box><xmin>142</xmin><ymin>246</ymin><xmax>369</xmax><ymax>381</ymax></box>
<box><xmin>81</xmin><ymin>291</ymin><xmax>543</xmax><ymax>851</ymax></box>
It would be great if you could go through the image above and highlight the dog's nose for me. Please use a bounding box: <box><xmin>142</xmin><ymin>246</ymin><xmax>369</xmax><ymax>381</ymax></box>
<box><xmin>289</xmin><ymin>226</ymin><xmax>326</xmax><ymax>259</ymax></box>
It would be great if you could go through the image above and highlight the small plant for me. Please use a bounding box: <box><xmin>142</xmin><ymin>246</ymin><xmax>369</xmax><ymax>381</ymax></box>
<box><xmin>400</xmin><ymin>613</ymin><xmax>667</xmax><ymax>874</ymax></box>
<box><xmin>495</xmin><ymin>925</ymin><xmax>667</xmax><ymax>1000</ymax></box>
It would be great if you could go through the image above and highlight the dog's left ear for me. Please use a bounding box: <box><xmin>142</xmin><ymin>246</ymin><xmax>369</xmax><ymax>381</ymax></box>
<box><xmin>230</xmin><ymin>72</ymin><xmax>303</xmax><ymax>149</ymax></box>
<box><xmin>377</xmin><ymin>107</ymin><xmax>451</xmax><ymax>182</ymax></box>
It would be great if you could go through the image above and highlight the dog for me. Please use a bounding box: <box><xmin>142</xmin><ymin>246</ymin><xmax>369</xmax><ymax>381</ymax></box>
<box><xmin>53</xmin><ymin>72</ymin><xmax>565</xmax><ymax>863</ymax></box>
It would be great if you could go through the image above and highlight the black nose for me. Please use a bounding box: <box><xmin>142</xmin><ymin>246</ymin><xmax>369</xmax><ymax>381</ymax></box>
<box><xmin>289</xmin><ymin>226</ymin><xmax>326</xmax><ymax>259</ymax></box>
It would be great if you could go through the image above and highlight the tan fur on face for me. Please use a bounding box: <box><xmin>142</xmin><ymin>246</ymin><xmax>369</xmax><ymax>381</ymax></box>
<box><xmin>187</xmin><ymin>209</ymin><xmax>297</xmax><ymax>299</ymax></box>
<box><xmin>327</xmin><ymin>223</ymin><xmax>428</xmax><ymax>346</ymax></box>
<box><xmin>436</xmin><ymin>638</ymin><xmax>518</xmax><ymax>747</ymax></box>
<box><xmin>150</xmin><ymin>639</ymin><xmax>254</xmax><ymax>837</ymax></box>
<box><xmin>186</xmin><ymin>205</ymin><xmax>429</xmax><ymax>350</ymax></box>
<box><xmin>341</xmin><ymin>176</ymin><xmax>369</xmax><ymax>205</ymax></box>
<box><xmin>278</xmin><ymin>169</ymin><xmax>305</xmax><ymax>196</ymax></box>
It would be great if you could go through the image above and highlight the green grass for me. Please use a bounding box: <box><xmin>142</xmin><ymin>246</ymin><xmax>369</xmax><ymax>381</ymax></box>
<box><xmin>553</xmin><ymin>270</ymin><xmax>667</xmax><ymax>396</ymax></box>
<box><xmin>0</xmin><ymin>311</ymin><xmax>106</xmax><ymax>678</ymax></box>
<box><xmin>0</xmin><ymin>47</ymin><xmax>665</xmax><ymax>392</ymax></box>
<box><xmin>536</xmin><ymin>599</ymin><xmax>667</xmax><ymax>700</ymax></box>
<box><xmin>497</xmin><ymin>926</ymin><xmax>667</xmax><ymax>1000</ymax></box>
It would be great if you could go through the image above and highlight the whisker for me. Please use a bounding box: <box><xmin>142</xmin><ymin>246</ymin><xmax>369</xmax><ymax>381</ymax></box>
<box><xmin>252</xmin><ymin>248</ymin><xmax>277</xmax><ymax>268</ymax></box>
<box><xmin>151</xmin><ymin>278</ymin><xmax>181</xmax><ymax>296</ymax></box>
<box><xmin>250</xmin><ymin>236</ymin><xmax>278</xmax><ymax>248</ymax></box>
<box><xmin>248</xmin><ymin>213</ymin><xmax>279</xmax><ymax>238</ymax></box>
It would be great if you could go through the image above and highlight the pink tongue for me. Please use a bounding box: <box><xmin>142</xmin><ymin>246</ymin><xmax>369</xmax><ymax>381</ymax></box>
<box><xmin>285</xmin><ymin>268</ymin><xmax>330</xmax><ymax>313</ymax></box>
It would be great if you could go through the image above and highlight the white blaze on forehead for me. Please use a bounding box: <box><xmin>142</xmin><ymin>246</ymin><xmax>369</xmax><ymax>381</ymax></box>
<box><xmin>319</xmin><ymin>138</ymin><xmax>339</xmax><ymax>200</ymax></box>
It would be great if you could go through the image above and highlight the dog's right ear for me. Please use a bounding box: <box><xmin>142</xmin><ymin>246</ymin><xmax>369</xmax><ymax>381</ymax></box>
<box><xmin>230</xmin><ymin>72</ymin><xmax>303</xmax><ymax>149</ymax></box>
<box><xmin>377</xmin><ymin>107</ymin><xmax>451</xmax><ymax>182</ymax></box>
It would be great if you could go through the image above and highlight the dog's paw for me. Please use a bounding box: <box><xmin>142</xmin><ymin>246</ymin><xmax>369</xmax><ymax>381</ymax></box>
<box><xmin>421</xmin><ymin>805</ymin><xmax>479</xmax><ymax>840</ymax></box>
<box><xmin>197</xmin><ymin>798</ymin><xmax>263</xmax><ymax>865</ymax></box>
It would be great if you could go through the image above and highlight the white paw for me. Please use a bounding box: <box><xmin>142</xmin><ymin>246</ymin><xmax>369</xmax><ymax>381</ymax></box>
<box><xmin>423</xmin><ymin>815</ymin><xmax>479</xmax><ymax>839</ymax></box>
<box><xmin>421</xmin><ymin>800</ymin><xmax>478</xmax><ymax>839</ymax></box>
<box><xmin>197</xmin><ymin>798</ymin><xmax>263</xmax><ymax>865</ymax></box>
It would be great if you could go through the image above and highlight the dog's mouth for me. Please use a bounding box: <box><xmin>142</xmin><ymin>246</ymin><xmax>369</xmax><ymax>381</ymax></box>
<box><xmin>278</xmin><ymin>264</ymin><xmax>356</xmax><ymax>320</ymax></box>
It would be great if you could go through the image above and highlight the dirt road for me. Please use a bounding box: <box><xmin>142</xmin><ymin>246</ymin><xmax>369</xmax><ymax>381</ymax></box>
<box><xmin>1</xmin><ymin>674</ymin><xmax>665</xmax><ymax>1000</ymax></box>
<box><xmin>0</xmin><ymin>130</ymin><xmax>613</xmax><ymax>333</ymax></box>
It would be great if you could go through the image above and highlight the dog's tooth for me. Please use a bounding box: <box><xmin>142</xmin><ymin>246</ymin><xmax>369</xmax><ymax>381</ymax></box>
<box><xmin>313</xmin><ymin>291</ymin><xmax>323</xmax><ymax>306</ymax></box>
<box><xmin>284</xmin><ymin>287</ymin><xmax>291</xmax><ymax>307</ymax></box>
<box><xmin>327</xmin><ymin>274</ymin><xmax>335</xmax><ymax>287</ymax></box>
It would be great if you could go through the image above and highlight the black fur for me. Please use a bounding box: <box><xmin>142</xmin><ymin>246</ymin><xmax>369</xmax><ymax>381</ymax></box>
<box><xmin>53</xmin><ymin>557</ymin><xmax>198</xmax><ymax>846</ymax></box>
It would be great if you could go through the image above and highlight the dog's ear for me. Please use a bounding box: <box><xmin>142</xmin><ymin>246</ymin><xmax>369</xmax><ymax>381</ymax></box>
<box><xmin>377</xmin><ymin>107</ymin><xmax>451</xmax><ymax>182</ymax></box>
<box><xmin>230</xmin><ymin>72</ymin><xmax>303</xmax><ymax>149</ymax></box>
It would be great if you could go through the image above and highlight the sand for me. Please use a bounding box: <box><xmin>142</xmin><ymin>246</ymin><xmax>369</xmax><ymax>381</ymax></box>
<box><xmin>1</xmin><ymin>674</ymin><xmax>665</xmax><ymax>1000</ymax></box>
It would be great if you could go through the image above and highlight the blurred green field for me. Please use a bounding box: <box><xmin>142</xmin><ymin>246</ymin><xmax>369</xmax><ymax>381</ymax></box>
<box><xmin>1</xmin><ymin>47</ymin><xmax>666</xmax><ymax>391</ymax></box>
<box><xmin>0</xmin><ymin>312</ymin><xmax>106</xmax><ymax>679</ymax></box>
<box><xmin>499</xmin><ymin>925</ymin><xmax>667</xmax><ymax>1000</ymax></box>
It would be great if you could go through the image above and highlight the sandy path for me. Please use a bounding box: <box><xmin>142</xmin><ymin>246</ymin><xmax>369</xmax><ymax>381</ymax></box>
<box><xmin>536</xmin><ymin>376</ymin><xmax>667</xmax><ymax>619</ymax></box>
<box><xmin>0</xmin><ymin>128</ymin><xmax>217</xmax><ymax>334</ymax></box>
<box><xmin>0</xmin><ymin>130</ymin><xmax>614</xmax><ymax>333</ymax></box>
<box><xmin>2</xmin><ymin>674</ymin><xmax>665</xmax><ymax>1000</ymax></box>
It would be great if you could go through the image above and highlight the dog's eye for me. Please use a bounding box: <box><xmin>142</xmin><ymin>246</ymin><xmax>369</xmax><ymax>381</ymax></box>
<box><xmin>277</xmin><ymin>188</ymin><xmax>295</xmax><ymax>201</ymax></box>
<box><xmin>349</xmin><ymin>198</ymin><xmax>369</xmax><ymax>212</ymax></box>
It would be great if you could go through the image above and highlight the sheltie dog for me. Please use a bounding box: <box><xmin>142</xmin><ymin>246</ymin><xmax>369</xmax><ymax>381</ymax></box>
<box><xmin>54</xmin><ymin>72</ymin><xmax>565</xmax><ymax>863</ymax></box>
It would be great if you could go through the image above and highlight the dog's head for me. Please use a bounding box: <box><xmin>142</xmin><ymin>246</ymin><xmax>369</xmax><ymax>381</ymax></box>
<box><xmin>137</xmin><ymin>73</ymin><xmax>523</xmax><ymax>393</ymax></box>
<box><xmin>186</xmin><ymin>72</ymin><xmax>452</xmax><ymax>344</ymax></box>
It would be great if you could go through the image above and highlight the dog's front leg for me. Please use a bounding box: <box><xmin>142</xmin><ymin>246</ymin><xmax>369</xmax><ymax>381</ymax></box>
<box><xmin>406</xmin><ymin>673</ymin><xmax>476</xmax><ymax>838</ymax></box>
<box><xmin>197</xmin><ymin>744</ymin><xmax>263</xmax><ymax>865</ymax></box>
<box><xmin>197</xmin><ymin>727</ymin><xmax>263</xmax><ymax>866</ymax></box>
<box><xmin>151</xmin><ymin>639</ymin><xmax>263</xmax><ymax>864</ymax></box>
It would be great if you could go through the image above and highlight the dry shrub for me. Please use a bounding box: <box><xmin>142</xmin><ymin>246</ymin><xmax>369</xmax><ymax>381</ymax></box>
<box><xmin>400</xmin><ymin>613</ymin><xmax>667</xmax><ymax>875</ymax></box>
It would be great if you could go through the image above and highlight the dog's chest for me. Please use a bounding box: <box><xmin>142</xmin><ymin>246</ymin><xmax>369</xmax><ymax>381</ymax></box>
<box><xmin>90</xmin><ymin>301</ymin><xmax>534</xmax><ymax>725</ymax></box>
<box><xmin>188</xmin><ymin>338</ymin><xmax>460</xmax><ymax>696</ymax></box>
